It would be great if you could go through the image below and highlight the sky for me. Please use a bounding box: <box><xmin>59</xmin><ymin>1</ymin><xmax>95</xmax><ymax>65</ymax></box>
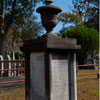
<box><xmin>35</xmin><ymin>0</ymin><xmax>73</xmax><ymax>33</ymax></box>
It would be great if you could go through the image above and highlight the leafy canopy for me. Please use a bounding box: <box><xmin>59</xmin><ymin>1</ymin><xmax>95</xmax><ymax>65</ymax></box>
<box><xmin>58</xmin><ymin>10</ymin><xmax>83</xmax><ymax>26</ymax></box>
<box><xmin>0</xmin><ymin>0</ymin><xmax>44</xmax><ymax>55</ymax></box>
<box><xmin>62</xmin><ymin>26</ymin><xmax>99</xmax><ymax>64</ymax></box>
<box><xmin>58</xmin><ymin>0</ymin><xmax>99</xmax><ymax>35</ymax></box>
<box><xmin>72</xmin><ymin>0</ymin><xmax>99</xmax><ymax>31</ymax></box>
<box><xmin>4</xmin><ymin>0</ymin><xmax>44</xmax><ymax>38</ymax></box>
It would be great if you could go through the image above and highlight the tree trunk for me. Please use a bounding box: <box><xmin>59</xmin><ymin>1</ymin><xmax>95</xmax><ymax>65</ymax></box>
<box><xmin>0</xmin><ymin>33</ymin><xmax>7</xmax><ymax>56</ymax></box>
<box><xmin>0</xmin><ymin>0</ymin><xmax>6</xmax><ymax>56</ymax></box>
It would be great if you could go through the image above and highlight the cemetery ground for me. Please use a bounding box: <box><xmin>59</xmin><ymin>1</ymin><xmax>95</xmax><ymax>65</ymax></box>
<box><xmin>0</xmin><ymin>70</ymin><xmax>99</xmax><ymax>100</ymax></box>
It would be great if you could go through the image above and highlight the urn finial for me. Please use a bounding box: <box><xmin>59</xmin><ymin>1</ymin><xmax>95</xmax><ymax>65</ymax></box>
<box><xmin>36</xmin><ymin>0</ymin><xmax>62</xmax><ymax>34</ymax></box>
<box><xmin>44</xmin><ymin>0</ymin><xmax>53</xmax><ymax>5</ymax></box>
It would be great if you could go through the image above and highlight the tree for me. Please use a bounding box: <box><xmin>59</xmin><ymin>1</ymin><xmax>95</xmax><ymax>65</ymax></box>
<box><xmin>58</xmin><ymin>0</ymin><xmax>99</xmax><ymax>34</ymax></box>
<box><xmin>62</xmin><ymin>26</ymin><xmax>99</xmax><ymax>64</ymax></box>
<box><xmin>0</xmin><ymin>0</ymin><xmax>43</xmax><ymax>56</ymax></box>
<box><xmin>5</xmin><ymin>28</ymin><xmax>22</xmax><ymax>55</ymax></box>
<box><xmin>58</xmin><ymin>10</ymin><xmax>83</xmax><ymax>35</ymax></box>
<box><xmin>13</xmin><ymin>15</ymin><xmax>44</xmax><ymax>40</ymax></box>
<box><xmin>72</xmin><ymin>0</ymin><xmax>99</xmax><ymax>31</ymax></box>
<box><xmin>58</xmin><ymin>10</ymin><xmax>83</xmax><ymax>27</ymax></box>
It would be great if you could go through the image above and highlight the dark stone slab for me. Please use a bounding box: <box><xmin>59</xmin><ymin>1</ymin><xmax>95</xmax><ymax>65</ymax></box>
<box><xmin>21</xmin><ymin>33</ymin><xmax>81</xmax><ymax>53</ymax></box>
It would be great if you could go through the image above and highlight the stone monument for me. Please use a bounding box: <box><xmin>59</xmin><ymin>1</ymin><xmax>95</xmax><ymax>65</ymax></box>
<box><xmin>21</xmin><ymin>0</ymin><xmax>81</xmax><ymax>100</ymax></box>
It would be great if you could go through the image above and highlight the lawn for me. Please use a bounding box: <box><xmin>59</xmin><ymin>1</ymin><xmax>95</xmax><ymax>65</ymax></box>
<box><xmin>77</xmin><ymin>70</ymin><xmax>99</xmax><ymax>100</ymax></box>
<box><xmin>0</xmin><ymin>70</ymin><xmax>99</xmax><ymax>100</ymax></box>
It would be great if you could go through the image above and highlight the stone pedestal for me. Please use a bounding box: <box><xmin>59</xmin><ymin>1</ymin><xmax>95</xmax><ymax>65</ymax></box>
<box><xmin>21</xmin><ymin>33</ymin><xmax>80</xmax><ymax>100</ymax></box>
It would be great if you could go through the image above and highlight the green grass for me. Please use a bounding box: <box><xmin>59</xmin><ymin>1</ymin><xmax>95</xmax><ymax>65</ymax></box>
<box><xmin>0</xmin><ymin>70</ymin><xmax>99</xmax><ymax>100</ymax></box>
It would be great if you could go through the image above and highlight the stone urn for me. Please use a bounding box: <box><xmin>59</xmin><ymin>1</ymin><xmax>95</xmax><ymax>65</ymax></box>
<box><xmin>36</xmin><ymin>0</ymin><xmax>62</xmax><ymax>33</ymax></box>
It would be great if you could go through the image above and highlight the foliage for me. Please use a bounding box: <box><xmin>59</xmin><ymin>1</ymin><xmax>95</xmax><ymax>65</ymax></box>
<box><xmin>0</xmin><ymin>0</ymin><xmax>44</xmax><ymax>55</ymax></box>
<box><xmin>58</xmin><ymin>10</ymin><xmax>84</xmax><ymax>35</ymax></box>
<box><xmin>13</xmin><ymin>16</ymin><xmax>44</xmax><ymax>40</ymax></box>
<box><xmin>72</xmin><ymin>0</ymin><xmax>99</xmax><ymax>31</ymax></box>
<box><xmin>58</xmin><ymin>10</ymin><xmax>83</xmax><ymax>26</ymax></box>
<box><xmin>58</xmin><ymin>0</ymin><xmax>99</xmax><ymax>35</ymax></box>
<box><xmin>62</xmin><ymin>26</ymin><xmax>99</xmax><ymax>64</ymax></box>
<box><xmin>3</xmin><ymin>0</ymin><xmax>41</xmax><ymax>32</ymax></box>
<box><xmin>4</xmin><ymin>0</ymin><xmax>44</xmax><ymax>39</ymax></box>
<box><xmin>5</xmin><ymin>28</ymin><xmax>22</xmax><ymax>55</ymax></box>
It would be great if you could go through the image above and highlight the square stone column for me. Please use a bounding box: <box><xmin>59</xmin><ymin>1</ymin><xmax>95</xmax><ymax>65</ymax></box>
<box><xmin>21</xmin><ymin>33</ymin><xmax>80</xmax><ymax>100</ymax></box>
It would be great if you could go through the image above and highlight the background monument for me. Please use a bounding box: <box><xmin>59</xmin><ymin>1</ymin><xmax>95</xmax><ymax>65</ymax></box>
<box><xmin>21</xmin><ymin>0</ymin><xmax>81</xmax><ymax>100</ymax></box>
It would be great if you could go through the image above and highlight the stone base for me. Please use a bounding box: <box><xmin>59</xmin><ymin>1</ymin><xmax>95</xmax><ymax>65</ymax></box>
<box><xmin>21</xmin><ymin>33</ymin><xmax>80</xmax><ymax>100</ymax></box>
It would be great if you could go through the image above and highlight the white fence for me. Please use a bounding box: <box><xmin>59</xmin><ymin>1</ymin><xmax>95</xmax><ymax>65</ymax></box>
<box><xmin>0</xmin><ymin>55</ymin><xmax>25</xmax><ymax>77</ymax></box>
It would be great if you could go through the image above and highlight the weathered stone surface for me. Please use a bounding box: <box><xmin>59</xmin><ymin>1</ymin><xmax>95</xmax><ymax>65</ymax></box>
<box><xmin>51</xmin><ymin>53</ymin><xmax>69</xmax><ymax>100</ymax></box>
<box><xmin>30</xmin><ymin>52</ymin><xmax>46</xmax><ymax>100</ymax></box>
<box><xmin>20</xmin><ymin>33</ymin><xmax>80</xmax><ymax>100</ymax></box>
<box><xmin>21</xmin><ymin>33</ymin><xmax>81</xmax><ymax>53</ymax></box>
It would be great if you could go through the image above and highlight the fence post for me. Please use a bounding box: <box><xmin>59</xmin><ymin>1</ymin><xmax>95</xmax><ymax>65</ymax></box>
<box><xmin>7</xmin><ymin>55</ymin><xmax>12</xmax><ymax>77</ymax></box>
<box><xmin>0</xmin><ymin>55</ymin><xmax>4</xmax><ymax>76</ymax></box>
<box><xmin>93</xmin><ymin>59</ymin><xmax>97</xmax><ymax>70</ymax></box>
<box><xmin>13</xmin><ymin>51</ymin><xmax>17</xmax><ymax>76</ymax></box>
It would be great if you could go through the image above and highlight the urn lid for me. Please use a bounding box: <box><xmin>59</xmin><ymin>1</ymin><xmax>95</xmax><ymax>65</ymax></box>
<box><xmin>36</xmin><ymin>5</ymin><xmax>62</xmax><ymax>14</ymax></box>
<box><xmin>36</xmin><ymin>0</ymin><xmax>62</xmax><ymax>14</ymax></box>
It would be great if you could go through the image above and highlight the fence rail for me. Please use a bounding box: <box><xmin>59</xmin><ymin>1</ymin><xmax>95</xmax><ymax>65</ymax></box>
<box><xmin>0</xmin><ymin>68</ymin><xmax>25</xmax><ymax>71</ymax></box>
<box><xmin>0</xmin><ymin>60</ymin><xmax>25</xmax><ymax>77</ymax></box>
<box><xmin>0</xmin><ymin>62</ymin><xmax>99</xmax><ymax>84</ymax></box>
<box><xmin>76</xmin><ymin>64</ymin><xmax>99</xmax><ymax>67</ymax></box>
<box><xmin>0</xmin><ymin>80</ymin><xmax>25</xmax><ymax>84</ymax></box>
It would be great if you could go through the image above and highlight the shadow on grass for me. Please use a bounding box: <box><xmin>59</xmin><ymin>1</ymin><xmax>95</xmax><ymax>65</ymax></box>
<box><xmin>77</xmin><ymin>77</ymin><xmax>98</xmax><ymax>82</ymax></box>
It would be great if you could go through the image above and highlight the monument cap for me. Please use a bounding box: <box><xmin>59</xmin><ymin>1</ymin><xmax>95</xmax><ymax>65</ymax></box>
<box><xmin>44</xmin><ymin>0</ymin><xmax>53</xmax><ymax>5</ymax></box>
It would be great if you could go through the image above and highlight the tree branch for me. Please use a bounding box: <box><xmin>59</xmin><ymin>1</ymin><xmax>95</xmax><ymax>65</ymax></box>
<box><xmin>0</xmin><ymin>0</ymin><xmax>5</xmax><ymax>35</ymax></box>
<box><xmin>4</xmin><ymin>0</ymin><xmax>17</xmax><ymax>34</ymax></box>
